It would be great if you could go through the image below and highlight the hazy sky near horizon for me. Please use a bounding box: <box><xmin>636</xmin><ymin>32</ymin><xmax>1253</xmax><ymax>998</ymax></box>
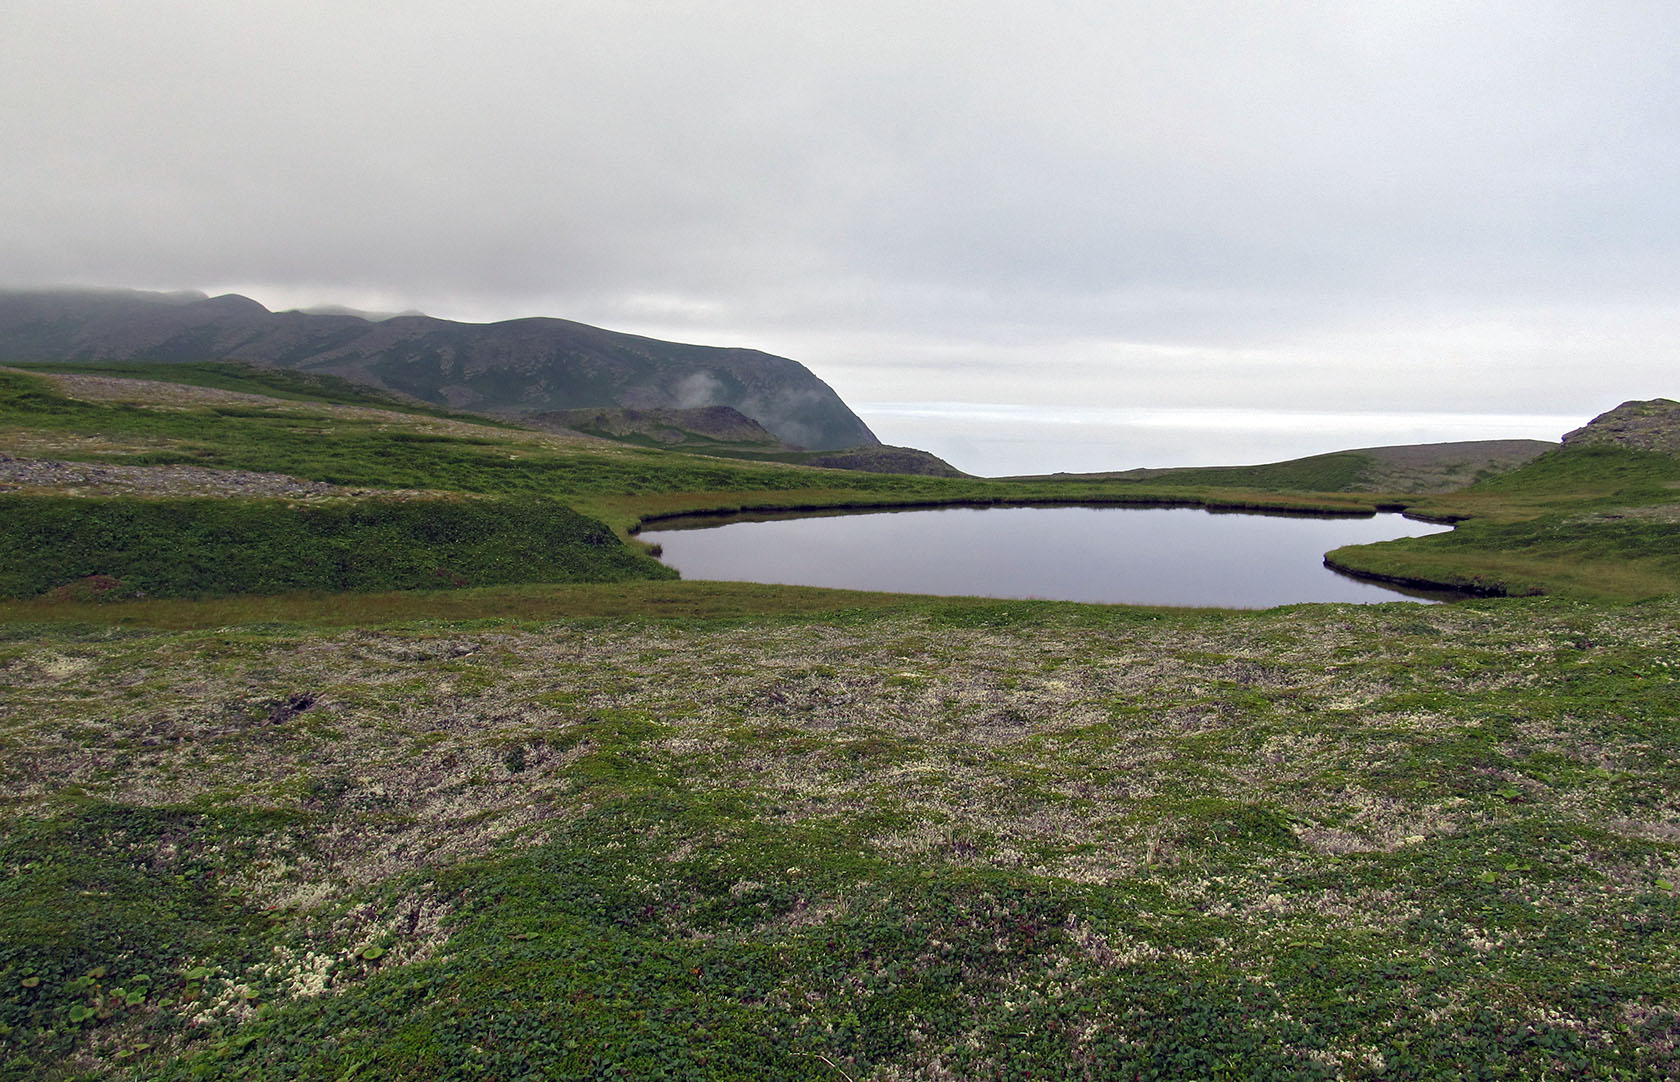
<box><xmin>4</xmin><ymin>2</ymin><xmax>1677</xmax><ymax>470</ymax></box>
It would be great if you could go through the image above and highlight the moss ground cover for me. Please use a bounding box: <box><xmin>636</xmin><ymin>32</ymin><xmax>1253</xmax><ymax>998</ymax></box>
<box><xmin>9</xmin><ymin>364</ymin><xmax>1680</xmax><ymax>601</ymax></box>
<box><xmin>0</xmin><ymin>366</ymin><xmax>1384</xmax><ymax>515</ymax></box>
<box><xmin>1328</xmin><ymin>447</ymin><xmax>1680</xmax><ymax>602</ymax></box>
<box><xmin>10</xmin><ymin>362</ymin><xmax>508</xmax><ymax>423</ymax></box>
<box><xmin>0</xmin><ymin>495</ymin><xmax>673</xmax><ymax>600</ymax></box>
<box><xmin>2</xmin><ymin>594</ymin><xmax>1677</xmax><ymax>1079</ymax></box>
<box><xmin>3</xmin><ymin>368</ymin><xmax>1679</xmax><ymax>1077</ymax></box>
<box><xmin>1117</xmin><ymin>451</ymin><xmax>1377</xmax><ymax>493</ymax></box>
<box><xmin>1</xmin><ymin>365</ymin><xmax>1418</xmax><ymax>605</ymax></box>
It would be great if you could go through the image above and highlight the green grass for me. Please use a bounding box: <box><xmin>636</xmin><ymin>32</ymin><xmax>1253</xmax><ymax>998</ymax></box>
<box><xmin>1330</xmin><ymin>513</ymin><xmax>1680</xmax><ymax>601</ymax></box>
<box><xmin>1</xmin><ymin>366</ymin><xmax>1414</xmax><ymax>603</ymax></box>
<box><xmin>2</xmin><ymin>366</ymin><xmax>1679</xmax><ymax>1078</ymax></box>
<box><xmin>0</xmin><ymin>495</ymin><xmax>672</xmax><ymax>600</ymax></box>
<box><xmin>0</xmin><ymin>369</ymin><xmax>986</xmax><ymax>504</ymax></box>
<box><xmin>0</xmin><ymin>580</ymin><xmax>1172</xmax><ymax>630</ymax></box>
<box><xmin>1322</xmin><ymin>447</ymin><xmax>1680</xmax><ymax>601</ymax></box>
<box><xmin>0</xmin><ymin>367</ymin><xmax>1373</xmax><ymax>509</ymax></box>
<box><xmin>1</xmin><ymin>597</ymin><xmax>1676</xmax><ymax>1079</ymax></box>
<box><xmin>1469</xmin><ymin>445</ymin><xmax>1680</xmax><ymax>502</ymax></box>
<box><xmin>10</xmin><ymin>361</ymin><xmax>509</xmax><ymax>424</ymax></box>
<box><xmin>7</xmin><ymin>362</ymin><xmax>1680</xmax><ymax>599</ymax></box>
<box><xmin>1125</xmin><ymin>451</ymin><xmax>1376</xmax><ymax>493</ymax></box>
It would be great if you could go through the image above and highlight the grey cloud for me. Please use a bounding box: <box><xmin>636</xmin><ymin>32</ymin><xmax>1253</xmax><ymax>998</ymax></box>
<box><xmin>2</xmin><ymin>1</ymin><xmax>1676</xmax><ymax>430</ymax></box>
<box><xmin>671</xmin><ymin>371</ymin><xmax>725</xmax><ymax>410</ymax></box>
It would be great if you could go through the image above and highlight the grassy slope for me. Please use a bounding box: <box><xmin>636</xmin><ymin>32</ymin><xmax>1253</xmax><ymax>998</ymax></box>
<box><xmin>1327</xmin><ymin>447</ymin><xmax>1680</xmax><ymax>601</ymax></box>
<box><xmin>8</xmin><ymin>361</ymin><xmax>1680</xmax><ymax>605</ymax></box>
<box><xmin>1082</xmin><ymin>441</ymin><xmax>1554</xmax><ymax>498</ymax></box>
<box><xmin>2</xmin><ymin>364</ymin><xmax>1678</xmax><ymax>1079</ymax></box>
<box><xmin>5</xmin><ymin>363</ymin><xmax>1679</xmax><ymax>604</ymax></box>
<box><xmin>1109</xmin><ymin>450</ymin><xmax>1378</xmax><ymax>493</ymax></box>
<box><xmin>0</xmin><ymin>366</ymin><xmax>1392</xmax><ymax>602</ymax></box>
<box><xmin>0</xmin><ymin>495</ymin><xmax>672</xmax><ymax>599</ymax></box>
<box><xmin>9</xmin><ymin>361</ymin><xmax>499</xmax><ymax>423</ymax></box>
<box><xmin>2</xmin><ymin>594</ymin><xmax>1678</xmax><ymax>1080</ymax></box>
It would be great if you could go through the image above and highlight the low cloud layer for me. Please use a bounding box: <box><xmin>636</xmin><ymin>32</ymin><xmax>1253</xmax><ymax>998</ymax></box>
<box><xmin>4</xmin><ymin>2</ymin><xmax>1676</xmax><ymax>440</ymax></box>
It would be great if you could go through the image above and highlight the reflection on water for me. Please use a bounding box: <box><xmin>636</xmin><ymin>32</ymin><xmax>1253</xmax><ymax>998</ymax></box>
<box><xmin>639</xmin><ymin>505</ymin><xmax>1460</xmax><ymax>608</ymax></box>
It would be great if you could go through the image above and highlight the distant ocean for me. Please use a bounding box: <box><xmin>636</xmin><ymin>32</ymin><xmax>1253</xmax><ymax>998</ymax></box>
<box><xmin>854</xmin><ymin>403</ymin><xmax>1586</xmax><ymax>478</ymax></box>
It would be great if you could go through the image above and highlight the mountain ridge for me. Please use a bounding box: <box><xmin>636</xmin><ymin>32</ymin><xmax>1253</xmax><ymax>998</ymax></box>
<box><xmin>0</xmin><ymin>287</ymin><xmax>880</xmax><ymax>451</ymax></box>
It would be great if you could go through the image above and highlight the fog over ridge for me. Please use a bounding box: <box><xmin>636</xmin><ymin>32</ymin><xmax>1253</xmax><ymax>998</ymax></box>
<box><xmin>4</xmin><ymin>2</ymin><xmax>1676</xmax><ymax>471</ymax></box>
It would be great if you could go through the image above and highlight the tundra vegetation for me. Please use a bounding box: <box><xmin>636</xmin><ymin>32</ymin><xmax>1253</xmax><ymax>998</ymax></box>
<box><xmin>1</xmin><ymin>364</ymin><xmax>1676</xmax><ymax>1080</ymax></box>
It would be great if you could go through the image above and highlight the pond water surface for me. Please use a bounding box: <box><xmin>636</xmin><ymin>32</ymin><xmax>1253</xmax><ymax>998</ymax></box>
<box><xmin>639</xmin><ymin>505</ymin><xmax>1459</xmax><ymax>608</ymax></box>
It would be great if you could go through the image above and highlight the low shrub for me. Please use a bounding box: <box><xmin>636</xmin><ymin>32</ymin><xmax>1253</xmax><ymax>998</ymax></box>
<box><xmin>0</xmin><ymin>495</ymin><xmax>675</xmax><ymax>599</ymax></box>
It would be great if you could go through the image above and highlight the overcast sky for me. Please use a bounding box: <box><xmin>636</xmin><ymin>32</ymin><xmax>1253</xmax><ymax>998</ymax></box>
<box><xmin>4</xmin><ymin>2</ymin><xmax>1676</xmax><ymax>471</ymax></box>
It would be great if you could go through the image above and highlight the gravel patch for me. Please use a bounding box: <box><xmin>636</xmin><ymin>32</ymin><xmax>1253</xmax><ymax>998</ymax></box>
<box><xmin>0</xmin><ymin>452</ymin><xmax>344</xmax><ymax>498</ymax></box>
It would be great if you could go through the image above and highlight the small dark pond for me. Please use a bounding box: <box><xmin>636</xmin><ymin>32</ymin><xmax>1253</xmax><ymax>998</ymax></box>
<box><xmin>639</xmin><ymin>505</ymin><xmax>1462</xmax><ymax>608</ymax></box>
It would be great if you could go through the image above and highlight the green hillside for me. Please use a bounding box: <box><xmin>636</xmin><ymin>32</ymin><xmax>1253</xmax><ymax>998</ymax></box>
<box><xmin>1</xmin><ymin>366</ymin><xmax>1677</xmax><ymax>1080</ymax></box>
<box><xmin>0</xmin><ymin>289</ymin><xmax>881</xmax><ymax>451</ymax></box>
<box><xmin>5</xmin><ymin>363</ymin><xmax>1678</xmax><ymax>602</ymax></box>
<box><xmin>1325</xmin><ymin>444</ymin><xmax>1680</xmax><ymax>600</ymax></box>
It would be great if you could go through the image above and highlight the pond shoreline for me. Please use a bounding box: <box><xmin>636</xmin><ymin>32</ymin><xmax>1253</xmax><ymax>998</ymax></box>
<box><xmin>630</xmin><ymin>493</ymin><xmax>1394</xmax><ymax>534</ymax></box>
<box><xmin>640</xmin><ymin>502</ymin><xmax>1463</xmax><ymax>607</ymax></box>
<box><xmin>1322</xmin><ymin>552</ymin><xmax>1511</xmax><ymax>599</ymax></box>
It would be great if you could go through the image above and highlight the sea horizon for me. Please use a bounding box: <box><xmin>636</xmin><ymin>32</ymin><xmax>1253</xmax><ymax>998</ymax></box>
<box><xmin>855</xmin><ymin>402</ymin><xmax>1588</xmax><ymax>478</ymax></box>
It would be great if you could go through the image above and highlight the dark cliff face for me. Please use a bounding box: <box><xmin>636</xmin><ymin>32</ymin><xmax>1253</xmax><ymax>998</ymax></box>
<box><xmin>0</xmin><ymin>289</ymin><xmax>880</xmax><ymax>451</ymax></box>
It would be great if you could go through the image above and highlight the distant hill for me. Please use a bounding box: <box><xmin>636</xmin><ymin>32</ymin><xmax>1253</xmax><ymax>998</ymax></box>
<box><xmin>524</xmin><ymin>405</ymin><xmax>789</xmax><ymax>450</ymax></box>
<box><xmin>0</xmin><ymin>288</ymin><xmax>880</xmax><ymax>451</ymax></box>
<box><xmin>1330</xmin><ymin>439</ymin><xmax>1558</xmax><ymax>492</ymax></box>
<box><xmin>523</xmin><ymin>405</ymin><xmax>968</xmax><ymax>476</ymax></box>
<box><xmin>796</xmin><ymin>445</ymin><xmax>970</xmax><ymax>477</ymax></box>
<box><xmin>1021</xmin><ymin>438</ymin><xmax>1556</xmax><ymax>493</ymax></box>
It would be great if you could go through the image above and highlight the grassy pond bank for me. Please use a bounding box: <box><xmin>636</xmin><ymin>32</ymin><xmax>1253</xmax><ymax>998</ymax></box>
<box><xmin>1</xmin><ymin>365</ymin><xmax>1677</xmax><ymax>1078</ymax></box>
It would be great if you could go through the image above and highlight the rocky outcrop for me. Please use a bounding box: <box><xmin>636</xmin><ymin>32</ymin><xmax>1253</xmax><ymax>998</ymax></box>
<box><xmin>799</xmin><ymin>445</ymin><xmax>970</xmax><ymax>477</ymax></box>
<box><xmin>1562</xmin><ymin>399</ymin><xmax>1680</xmax><ymax>456</ymax></box>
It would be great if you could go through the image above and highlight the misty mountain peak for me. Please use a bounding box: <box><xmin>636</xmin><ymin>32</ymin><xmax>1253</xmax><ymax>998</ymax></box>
<box><xmin>0</xmin><ymin>287</ymin><xmax>879</xmax><ymax>451</ymax></box>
